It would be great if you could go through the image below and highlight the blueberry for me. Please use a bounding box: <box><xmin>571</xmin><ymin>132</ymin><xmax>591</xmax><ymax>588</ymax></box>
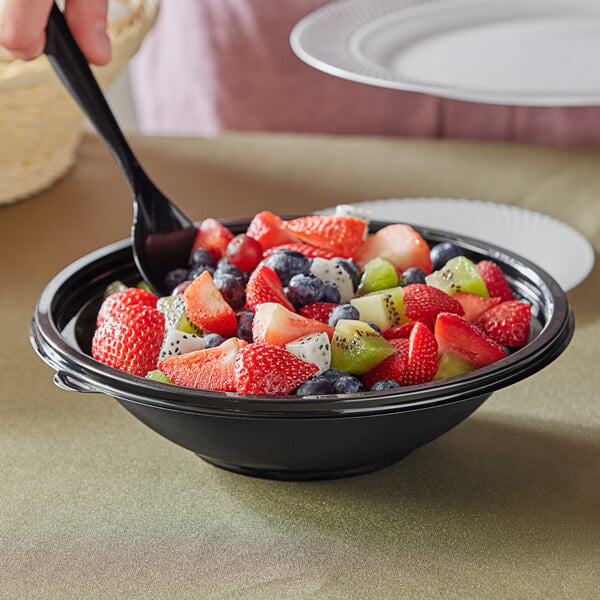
<box><xmin>332</xmin><ymin>258</ymin><xmax>361</xmax><ymax>291</ymax></box>
<box><xmin>264</xmin><ymin>250</ymin><xmax>310</xmax><ymax>286</ymax></box>
<box><xmin>217</xmin><ymin>257</ymin><xmax>230</xmax><ymax>268</ymax></box>
<box><xmin>312</xmin><ymin>369</ymin><xmax>364</xmax><ymax>394</ymax></box>
<box><xmin>163</xmin><ymin>267</ymin><xmax>190</xmax><ymax>292</ymax></box>
<box><xmin>332</xmin><ymin>375</ymin><xmax>364</xmax><ymax>394</ymax></box>
<box><xmin>214</xmin><ymin>262</ymin><xmax>246</xmax><ymax>282</ymax></box>
<box><xmin>430</xmin><ymin>243</ymin><xmax>464</xmax><ymax>271</ymax></box>
<box><xmin>213</xmin><ymin>272</ymin><xmax>246</xmax><ymax>310</ymax></box>
<box><xmin>236</xmin><ymin>310</ymin><xmax>254</xmax><ymax>343</ymax></box>
<box><xmin>295</xmin><ymin>376</ymin><xmax>334</xmax><ymax>396</ymax></box>
<box><xmin>401</xmin><ymin>267</ymin><xmax>427</xmax><ymax>286</ymax></box>
<box><xmin>287</xmin><ymin>274</ymin><xmax>324</xmax><ymax>307</ymax></box>
<box><xmin>370</xmin><ymin>379</ymin><xmax>401</xmax><ymax>391</ymax></box>
<box><xmin>191</xmin><ymin>248</ymin><xmax>216</xmax><ymax>268</ymax></box>
<box><xmin>188</xmin><ymin>264</ymin><xmax>215</xmax><ymax>280</ymax></box>
<box><xmin>203</xmin><ymin>333</ymin><xmax>225</xmax><ymax>348</ymax></box>
<box><xmin>366</xmin><ymin>321</ymin><xmax>381</xmax><ymax>334</ymax></box>
<box><xmin>328</xmin><ymin>303</ymin><xmax>360</xmax><ymax>327</ymax></box>
<box><xmin>320</xmin><ymin>281</ymin><xmax>341</xmax><ymax>304</ymax></box>
<box><xmin>319</xmin><ymin>369</ymin><xmax>349</xmax><ymax>382</ymax></box>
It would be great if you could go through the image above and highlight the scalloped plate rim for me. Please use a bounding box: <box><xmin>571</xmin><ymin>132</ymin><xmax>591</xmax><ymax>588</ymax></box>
<box><xmin>290</xmin><ymin>0</ymin><xmax>600</xmax><ymax>106</ymax></box>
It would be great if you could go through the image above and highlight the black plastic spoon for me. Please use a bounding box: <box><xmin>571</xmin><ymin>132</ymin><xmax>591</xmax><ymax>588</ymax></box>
<box><xmin>44</xmin><ymin>3</ymin><xmax>197</xmax><ymax>296</ymax></box>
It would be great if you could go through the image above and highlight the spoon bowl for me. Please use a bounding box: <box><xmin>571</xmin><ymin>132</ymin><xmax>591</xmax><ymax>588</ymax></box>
<box><xmin>44</xmin><ymin>3</ymin><xmax>196</xmax><ymax>295</ymax></box>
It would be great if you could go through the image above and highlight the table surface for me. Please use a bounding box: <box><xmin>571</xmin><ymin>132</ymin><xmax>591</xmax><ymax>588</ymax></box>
<box><xmin>1</xmin><ymin>132</ymin><xmax>599</xmax><ymax>599</ymax></box>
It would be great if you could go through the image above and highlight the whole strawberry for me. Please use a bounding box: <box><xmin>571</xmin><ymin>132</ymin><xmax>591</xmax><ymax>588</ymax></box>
<box><xmin>474</xmin><ymin>301</ymin><xmax>531</xmax><ymax>347</ymax></box>
<box><xmin>92</xmin><ymin>304</ymin><xmax>165</xmax><ymax>376</ymax></box>
<box><xmin>234</xmin><ymin>343</ymin><xmax>318</xmax><ymax>394</ymax></box>
<box><xmin>96</xmin><ymin>287</ymin><xmax>158</xmax><ymax>327</ymax></box>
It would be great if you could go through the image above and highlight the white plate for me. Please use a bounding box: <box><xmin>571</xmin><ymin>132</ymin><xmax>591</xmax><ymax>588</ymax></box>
<box><xmin>319</xmin><ymin>198</ymin><xmax>595</xmax><ymax>291</ymax></box>
<box><xmin>291</xmin><ymin>0</ymin><xmax>600</xmax><ymax>106</ymax></box>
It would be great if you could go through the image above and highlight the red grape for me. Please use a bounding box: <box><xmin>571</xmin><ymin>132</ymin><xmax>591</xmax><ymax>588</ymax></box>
<box><xmin>226</xmin><ymin>234</ymin><xmax>263</xmax><ymax>272</ymax></box>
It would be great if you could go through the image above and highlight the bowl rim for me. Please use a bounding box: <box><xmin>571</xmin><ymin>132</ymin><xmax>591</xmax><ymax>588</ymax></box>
<box><xmin>31</xmin><ymin>218</ymin><xmax>575</xmax><ymax>419</ymax></box>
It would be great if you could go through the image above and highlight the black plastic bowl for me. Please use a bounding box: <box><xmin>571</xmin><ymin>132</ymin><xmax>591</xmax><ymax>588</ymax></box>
<box><xmin>30</xmin><ymin>219</ymin><xmax>574</xmax><ymax>480</ymax></box>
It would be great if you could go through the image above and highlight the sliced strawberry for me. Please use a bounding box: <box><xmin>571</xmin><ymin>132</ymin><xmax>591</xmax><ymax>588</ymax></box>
<box><xmin>363</xmin><ymin>338</ymin><xmax>409</xmax><ymax>389</ymax></box>
<box><xmin>263</xmin><ymin>243</ymin><xmax>340</xmax><ymax>260</ymax></box>
<box><xmin>158</xmin><ymin>338</ymin><xmax>247</xmax><ymax>391</ymax></box>
<box><xmin>190</xmin><ymin>218</ymin><xmax>234</xmax><ymax>261</ymax></box>
<box><xmin>401</xmin><ymin>321</ymin><xmax>439</xmax><ymax>386</ymax></box>
<box><xmin>453</xmin><ymin>292</ymin><xmax>501</xmax><ymax>322</ymax></box>
<box><xmin>246</xmin><ymin>211</ymin><xmax>300</xmax><ymax>251</ymax></box>
<box><xmin>245</xmin><ymin>264</ymin><xmax>295</xmax><ymax>312</ymax></box>
<box><xmin>434</xmin><ymin>312</ymin><xmax>507</xmax><ymax>367</ymax></box>
<box><xmin>299</xmin><ymin>302</ymin><xmax>338</xmax><ymax>324</ymax></box>
<box><xmin>476</xmin><ymin>260</ymin><xmax>515</xmax><ymax>302</ymax></box>
<box><xmin>234</xmin><ymin>343</ymin><xmax>318</xmax><ymax>394</ymax></box>
<box><xmin>354</xmin><ymin>224</ymin><xmax>433</xmax><ymax>274</ymax></box>
<box><xmin>283</xmin><ymin>215</ymin><xmax>367</xmax><ymax>258</ymax></box>
<box><xmin>92</xmin><ymin>304</ymin><xmax>165</xmax><ymax>376</ymax></box>
<box><xmin>184</xmin><ymin>270</ymin><xmax>237</xmax><ymax>337</ymax></box>
<box><xmin>97</xmin><ymin>287</ymin><xmax>158</xmax><ymax>327</ymax></box>
<box><xmin>382</xmin><ymin>321</ymin><xmax>422</xmax><ymax>340</ymax></box>
<box><xmin>252</xmin><ymin>302</ymin><xmax>334</xmax><ymax>345</ymax></box>
<box><xmin>403</xmin><ymin>283</ymin><xmax>464</xmax><ymax>329</ymax></box>
<box><xmin>474</xmin><ymin>301</ymin><xmax>531</xmax><ymax>347</ymax></box>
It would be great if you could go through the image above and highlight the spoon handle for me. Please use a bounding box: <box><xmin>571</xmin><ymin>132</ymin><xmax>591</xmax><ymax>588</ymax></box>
<box><xmin>44</xmin><ymin>3</ymin><xmax>142</xmax><ymax>190</ymax></box>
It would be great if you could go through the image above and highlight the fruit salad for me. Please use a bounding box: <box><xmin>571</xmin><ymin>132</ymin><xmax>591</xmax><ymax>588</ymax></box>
<box><xmin>91</xmin><ymin>209</ymin><xmax>532</xmax><ymax>395</ymax></box>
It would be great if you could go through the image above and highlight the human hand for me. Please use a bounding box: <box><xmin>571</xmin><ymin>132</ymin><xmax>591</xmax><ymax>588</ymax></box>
<box><xmin>0</xmin><ymin>0</ymin><xmax>111</xmax><ymax>64</ymax></box>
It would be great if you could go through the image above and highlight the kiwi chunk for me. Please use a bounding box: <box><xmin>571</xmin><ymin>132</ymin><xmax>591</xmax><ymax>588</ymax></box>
<box><xmin>156</xmin><ymin>295</ymin><xmax>202</xmax><ymax>335</ymax></box>
<box><xmin>426</xmin><ymin>256</ymin><xmax>489</xmax><ymax>297</ymax></box>
<box><xmin>103</xmin><ymin>280</ymin><xmax>128</xmax><ymax>298</ymax></box>
<box><xmin>434</xmin><ymin>352</ymin><xmax>477</xmax><ymax>381</ymax></box>
<box><xmin>358</xmin><ymin>257</ymin><xmax>399</xmax><ymax>294</ymax></box>
<box><xmin>330</xmin><ymin>319</ymin><xmax>396</xmax><ymax>374</ymax></box>
<box><xmin>350</xmin><ymin>286</ymin><xmax>408</xmax><ymax>330</ymax></box>
<box><xmin>145</xmin><ymin>370</ymin><xmax>174</xmax><ymax>384</ymax></box>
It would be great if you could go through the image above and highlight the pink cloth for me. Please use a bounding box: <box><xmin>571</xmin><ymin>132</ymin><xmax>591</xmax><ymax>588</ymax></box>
<box><xmin>130</xmin><ymin>0</ymin><xmax>600</xmax><ymax>145</ymax></box>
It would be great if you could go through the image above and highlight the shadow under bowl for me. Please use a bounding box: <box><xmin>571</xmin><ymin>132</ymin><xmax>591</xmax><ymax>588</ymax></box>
<box><xmin>30</xmin><ymin>219</ymin><xmax>574</xmax><ymax>480</ymax></box>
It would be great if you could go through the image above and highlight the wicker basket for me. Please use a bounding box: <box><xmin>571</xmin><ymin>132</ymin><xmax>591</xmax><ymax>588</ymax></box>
<box><xmin>0</xmin><ymin>0</ymin><xmax>159</xmax><ymax>205</ymax></box>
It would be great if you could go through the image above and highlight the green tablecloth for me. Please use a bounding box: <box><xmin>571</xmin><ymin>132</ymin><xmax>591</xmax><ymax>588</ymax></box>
<box><xmin>1</xmin><ymin>133</ymin><xmax>598</xmax><ymax>599</ymax></box>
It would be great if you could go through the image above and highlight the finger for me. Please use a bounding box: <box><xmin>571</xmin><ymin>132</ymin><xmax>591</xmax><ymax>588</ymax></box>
<box><xmin>64</xmin><ymin>0</ymin><xmax>111</xmax><ymax>65</ymax></box>
<box><xmin>0</xmin><ymin>0</ymin><xmax>53</xmax><ymax>60</ymax></box>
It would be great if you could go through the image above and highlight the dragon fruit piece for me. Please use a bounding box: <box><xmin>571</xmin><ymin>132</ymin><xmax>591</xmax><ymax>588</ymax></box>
<box><xmin>158</xmin><ymin>329</ymin><xmax>206</xmax><ymax>360</ymax></box>
<box><xmin>285</xmin><ymin>331</ymin><xmax>331</xmax><ymax>374</ymax></box>
<box><xmin>309</xmin><ymin>257</ymin><xmax>354</xmax><ymax>303</ymax></box>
